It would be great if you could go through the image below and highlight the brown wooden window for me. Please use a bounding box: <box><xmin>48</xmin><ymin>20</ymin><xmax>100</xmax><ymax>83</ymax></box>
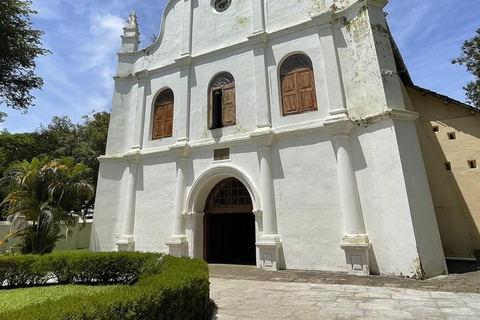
<box><xmin>280</xmin><ymin>54</ymin><xmax>318</xmax><ymax>116</ymax></box>
<box><xmin>209</xmin><ymin>73</ymin><xmax>236</xmax><ymax>129</ymax></box>
<box><xmin>152</xmin><ymin>89</ymin><xmax>174</xmax><ymax>140</ymax></box>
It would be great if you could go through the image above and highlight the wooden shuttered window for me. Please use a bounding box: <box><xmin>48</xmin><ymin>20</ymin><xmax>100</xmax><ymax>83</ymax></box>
<box><xmin>209</xmin><ymin>73</ymin><xmax>236</xmax><ymax>129</ymax></box>
<box><xmin>280</xmin><ymin>55</ymin><xmax>317</xmax><ymax>116</ymax></box>
<box><xmin>222</xmin><ymin>84</ymin><xmax>236</xmax><ymax>127</ymax></box>
<box><xmin>152</xmin><ymin>89</ymin><xmax>174</xmax><ymax>140</ymax></box>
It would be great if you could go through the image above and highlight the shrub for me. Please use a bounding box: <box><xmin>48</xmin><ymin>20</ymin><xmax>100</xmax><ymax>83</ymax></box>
<box><xmin>0</xmin><ymin>251</ymin><xmax>161</xmax><ymax>287</ymax></box>
<box><xmin>0</xmin><ymin>252</ymin><xmax>210</xmax><ymax>320</ymax></box>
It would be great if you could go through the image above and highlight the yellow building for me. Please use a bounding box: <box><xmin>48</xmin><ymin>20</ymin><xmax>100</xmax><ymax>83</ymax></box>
<box><xmin>403</xmin><ymin>85</ymin><xmax>480</xmax><ymax>260</ymax></box>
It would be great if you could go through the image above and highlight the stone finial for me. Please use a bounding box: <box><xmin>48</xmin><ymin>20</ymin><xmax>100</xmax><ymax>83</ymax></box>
<box><xmin>126</xmin><ymin>11</ymin><xmax>137</xmax><ymax>29</ymax></box>
<box><xmin>121</xmin><ymin>11</ymin><xmax>141</xmax><ymax>53</ymax></box>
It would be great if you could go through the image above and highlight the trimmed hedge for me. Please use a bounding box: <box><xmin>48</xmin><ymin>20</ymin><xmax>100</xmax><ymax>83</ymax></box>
<box><xmin>0</xmin><ymin>252</ymin><xmax>210</xmax><ymax>320</ymax></box>
<box><xmin>0</xmin><ymin>251</ymin><xmax>161</xmax><ymax>287</ymax></box>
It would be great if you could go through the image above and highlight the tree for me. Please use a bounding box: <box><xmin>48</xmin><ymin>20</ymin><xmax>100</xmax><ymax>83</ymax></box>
<box><xmin>0</xmin><ymin>157</ymin><xmax>94</xmax><ymax>254</ymax></box>
<box><xmin>36</xmin><ymin>111</ymin><xmax>110</xmax><ymax>184</ymax></box>
<box><xmin>0</xmin><ymin>112</ymin><xmax>109</xmax><ymax>219</ymax></box>
<box><xmin>0</xmin><ymin>0</ymin><xmax>50</xmax><ymax>122</ymax></box>
<box><xmin>76</xmin><ymin>111</ymin><xmax>110</xmax><ymax>185</ymax></box>
<box><xmin>451</xmin><ymin>28</ymin><xmax>480</xmax><ymax>109</ymax></box>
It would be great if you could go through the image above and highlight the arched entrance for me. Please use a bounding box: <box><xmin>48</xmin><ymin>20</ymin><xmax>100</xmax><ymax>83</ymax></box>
<box><xmin>204</xmin><ymin>178</ymin><xmax>256</xmax><ymax>265</ymax></box>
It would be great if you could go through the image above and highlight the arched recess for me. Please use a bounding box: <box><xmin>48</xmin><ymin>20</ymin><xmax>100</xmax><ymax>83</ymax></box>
<box><xmin>185</xmin><ymin>165</ymin><xmax>262</xmax><ymax>263</ymax></box>
<box><xmin>187</xmin><ymin>165</ymin><xmax>260</xmax><ymax>214</ymax></box>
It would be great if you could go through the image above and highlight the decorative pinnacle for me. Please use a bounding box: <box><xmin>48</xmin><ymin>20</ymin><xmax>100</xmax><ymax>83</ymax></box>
<box><xmin>125</xmin><ymin>11</ymin><xmax>138</xmax><ymax>29</ymax></box>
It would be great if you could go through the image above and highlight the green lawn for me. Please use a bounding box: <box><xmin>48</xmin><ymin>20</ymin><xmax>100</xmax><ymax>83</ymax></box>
<box><xmin>0</xmin><ymin>284</ymin><xmax>119</xmax><ymax>313</ymax></box>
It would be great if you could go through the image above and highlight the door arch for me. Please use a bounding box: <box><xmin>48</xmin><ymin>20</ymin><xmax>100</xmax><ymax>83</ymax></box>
<box><xmin>203</xmin><ymin>178</ymin><xmax>256</xmax><ymax>265</ymax></box>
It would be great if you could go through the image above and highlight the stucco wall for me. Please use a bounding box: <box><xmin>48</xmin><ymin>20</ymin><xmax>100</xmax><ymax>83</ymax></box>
<box><xmin>265</xmin><ymin>0</ymin><xmax>326</xmax><ymax>33</ymax></box>
<box><xmin>191</xmin><ymin>0</ymin><xmax>252</xmax><ymax>56</ymax></box>
<box><xmin>273</xmin><ymin>132</ymin><xmax>345</xmax><ymax>271</ymax></box>
<box><xmin>105</xmin><ymin>80</ymin><xmax>138</xmax><ymax>155</ymax></box>
<box><xmin>90</xmin><ymin>161</ymin><xmax>127</xmax><ymax>251</ymax></box>
<box><xmin>406</xmin><ymin>87</ymin><xmax>480</xmax><ymax>259</ymax></box>
<box><xmin>133</xmin><ymin>156</ymin><xmax>177</xmax><ymax>253</ymax></box>
<box><xmin>0</xmin><ymin>220</ymin><xmax>92</xmax><ymax>254</ymax></box>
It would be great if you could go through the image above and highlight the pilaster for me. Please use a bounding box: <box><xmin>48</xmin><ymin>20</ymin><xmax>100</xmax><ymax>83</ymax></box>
<box><xmin>257</xmin><ymin>147</ymin><xmax>283</xmax><ymax>270</ymax></box>
<box><xmin>333</xmin><ymin>134</ymin><xmax>371</xmax><ymax>275</ymax></box>
<box><xmin>181</xmin><ymin>0</ymin><xmax>193</xmax><ymax>56</ymax></box>
<box><xmin>167</xmin><ymin>144</ymin><xmax>190</xmax><ymax>257</ymax></box>
<box><xmin>132</xmin><ymin>71</ymin><xmax>149</xmax><ymax>150</ymax></box>
<box><xmin>251</xmin><ymin>0</ymin><xmax>266</xmax><ymax>34</ymax></box>
<box><xmin>252</xmin><ymin>43</ymin><xmax>272</xmax><ymax>128</ymax></box>
<box><xmin>176</xmin><ymin>65</ymin><xmax>191</xmax><ymax>141</ymax></box>
<box><xmin>319</xmin><ymin>25</ymin><xmax>347</xmax><ymax>116</ymax></box>
<box><xmin>116</xmin><ymin>160</ymin><xmax>139</xmax><ymax>252</ymax></box>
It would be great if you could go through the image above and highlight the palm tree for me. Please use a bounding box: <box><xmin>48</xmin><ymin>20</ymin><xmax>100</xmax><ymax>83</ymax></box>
<box><xmin>0</xmin><ymin>157</ymin><xmax>94</xmax><ymax>254</ymax></box>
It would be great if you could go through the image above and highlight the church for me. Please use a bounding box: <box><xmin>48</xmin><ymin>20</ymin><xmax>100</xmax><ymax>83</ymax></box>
<box><xmin>91</xmin><ymin>0</ymin><xmax>478</xmax><ymax>278</ymax></box>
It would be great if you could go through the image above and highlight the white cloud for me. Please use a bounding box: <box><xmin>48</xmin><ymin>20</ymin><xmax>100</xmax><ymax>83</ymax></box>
<box><xmin>31</xmin><ymin>0</ymin><xmax>64</xmax><ymax>20</ymax></box>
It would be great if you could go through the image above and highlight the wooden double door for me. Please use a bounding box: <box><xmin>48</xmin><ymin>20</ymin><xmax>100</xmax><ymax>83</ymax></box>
<box><xmin>203</xmin><ymin>178</ymin><xmax>256</xmax><ymax>265</ymax></box>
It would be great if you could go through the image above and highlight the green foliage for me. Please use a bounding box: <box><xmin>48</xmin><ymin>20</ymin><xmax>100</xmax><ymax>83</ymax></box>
<box><xmin>35</xmin><ymin>111</ymin><xmax>110</xmax><ymax>183</ymax></box>
<box><xmin>0</xmin><ymin>111</ymin><xmax>110</xmax><ymax>219</ymax></box>
<box><xmin>0</xmin><ymin>252</ymin><xmax>210</xmax><ymax>320</ymax></box>
<box><xmin>1</xmin><ymin>157</ymin><xmax>94</xmax><ymax>254</ymax></box>
<box><xmin>0</xmin><ymin>0</ymin><xmax>50</xmax><ymax>120</ymax></box>
<box><xmin>452</xmin><ymin>28</ymin><xmax>480</xmax><ymax>109</ymax></box>
<box><xmin>0</xmin><ymin>251</ymin><xmax>162</xmax><ymax>287</ymax></box>
<box><xmin>0</xmin><ymin>132</ymin><xmax>41</xmax><ymax>174</ymax></box>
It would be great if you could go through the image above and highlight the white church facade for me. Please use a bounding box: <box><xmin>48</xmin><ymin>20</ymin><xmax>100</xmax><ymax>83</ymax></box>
<box><xmin>91</xmin><ymin>0</ymin><xmax>449</xmax><ymax>278</ymax></box>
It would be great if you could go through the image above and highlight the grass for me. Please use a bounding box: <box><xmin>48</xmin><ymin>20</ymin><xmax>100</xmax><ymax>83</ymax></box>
<box><xmin>0</xmin><ymin>284</ymin><xmax>119</xmax><ymax>313</ymax></box>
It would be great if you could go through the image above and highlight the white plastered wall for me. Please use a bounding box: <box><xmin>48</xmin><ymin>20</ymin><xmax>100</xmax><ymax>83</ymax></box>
<box><xmin>353</xmin><ymin>119</ymin><xmax>447</xmax><ymax>277</ymax></box>
<box><xmin>90</xmin><ymin>161</ymin><xmax>128</xmax><ymax>251</ymax></box>
<box><xmin>273</xmin><ymin>132</ymin><xmax>345</xmax><ymax>271</ymax></box>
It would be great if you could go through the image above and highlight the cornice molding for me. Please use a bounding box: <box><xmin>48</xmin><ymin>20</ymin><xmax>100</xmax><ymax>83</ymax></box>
<box><xmin>351</xmin><ymin>108</ymin><xmax>419</xmax><ymax>127</ymax></box>
<box><xmin>99</xmin><ymin>108</ymin><xmax>417</xmax><ymax>164</ymax></box>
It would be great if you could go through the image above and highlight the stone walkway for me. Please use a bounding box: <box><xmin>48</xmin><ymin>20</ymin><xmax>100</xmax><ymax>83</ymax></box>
<box><xmin>210</xmin><ymin>278</ymin><xmax>480</xmax><ymax>319</ymax></box>
<box><xmin>210</xmin><ymin>262</ymin><xmax>480</xmax><ymax>293</ymax></box>
<box><xmin>209</xmin><ymin>263</ymin><xmax>480</xmax><ymax>319</ymax></box>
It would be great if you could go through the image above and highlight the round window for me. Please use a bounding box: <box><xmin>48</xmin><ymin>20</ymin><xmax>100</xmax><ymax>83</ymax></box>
<box><xmin>214</xmin><ymin>0</ymin><xmax>232</xmax><ymax>12</ymax></box>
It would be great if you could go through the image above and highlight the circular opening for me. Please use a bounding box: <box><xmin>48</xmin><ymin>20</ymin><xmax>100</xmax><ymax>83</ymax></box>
<box><xmin>212</xmin><ymin>0</ymin><xmax>232</xmax><ymax>13</ymax></box>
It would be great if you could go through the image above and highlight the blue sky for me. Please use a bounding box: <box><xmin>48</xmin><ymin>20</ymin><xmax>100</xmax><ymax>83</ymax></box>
<box><xmin>1</xmin><ymin>0</ymin><xmax>479</xmax><ymax>133</ymax></box>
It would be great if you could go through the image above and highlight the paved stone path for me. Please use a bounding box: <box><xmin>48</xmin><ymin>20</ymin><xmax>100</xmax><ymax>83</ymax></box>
<box><xmin>210</xmin><ymin>263</ymin><xmax>480</xmax><ymax>293</ymax></box>
<box><xmin>210</xmin><ymin>278</ymin><xmax>480</xmax><ymax>319</ymax></box>
<box><xmin>209</xmin><ymin>263</ymin><xmax>480</xmax><ymax>319</ymax></box>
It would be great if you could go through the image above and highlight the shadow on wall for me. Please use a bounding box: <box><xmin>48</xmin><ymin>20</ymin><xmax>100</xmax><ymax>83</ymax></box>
<box><xmin>407</xmin><ymin>88</ymin><xmax>480</xmax><ymax>261</ymax></box>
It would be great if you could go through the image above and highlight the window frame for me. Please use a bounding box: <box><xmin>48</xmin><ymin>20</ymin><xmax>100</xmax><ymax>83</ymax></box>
<box><xmin>280</xmin><ymin>54</ymin><xmax>318</xmax><ymax>116</ymax></box>
<box><xmin>152</xmin><ymin>88</ymin><xmax>174</xmax><ymax>140</ymax></box>
<box><xmin>208</xmin><ymin>72</ymin><xmax>236</xmax><ymax>130</ymax></box>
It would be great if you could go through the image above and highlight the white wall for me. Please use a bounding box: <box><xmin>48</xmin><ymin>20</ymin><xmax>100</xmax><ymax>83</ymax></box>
<box><xmin>0</xmin><ymin>220</ymin><xmax>92</xmax><ymax>254</ymax></box>
<box><xmin>273</xmin><ymin>132</ymin><xmax>345</xmax><ymax>271</ymax></box>
<box><xmin>90</xmin><ymin>161</ymin><xmax>127</xmax><ymax>251</ymax></box>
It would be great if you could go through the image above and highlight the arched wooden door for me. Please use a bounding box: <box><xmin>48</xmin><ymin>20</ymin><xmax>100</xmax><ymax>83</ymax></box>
<box><xmin>204</xmin><ymin>178</ymin><xmax>255</xmax><ymax>265</ymax></box>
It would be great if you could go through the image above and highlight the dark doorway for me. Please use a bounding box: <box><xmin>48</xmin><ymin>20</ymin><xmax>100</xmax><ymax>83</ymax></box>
<box><xmin>204</xmin><ymin>178</ymin><xmax>255</xmax><ymax>265</ymax></box>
